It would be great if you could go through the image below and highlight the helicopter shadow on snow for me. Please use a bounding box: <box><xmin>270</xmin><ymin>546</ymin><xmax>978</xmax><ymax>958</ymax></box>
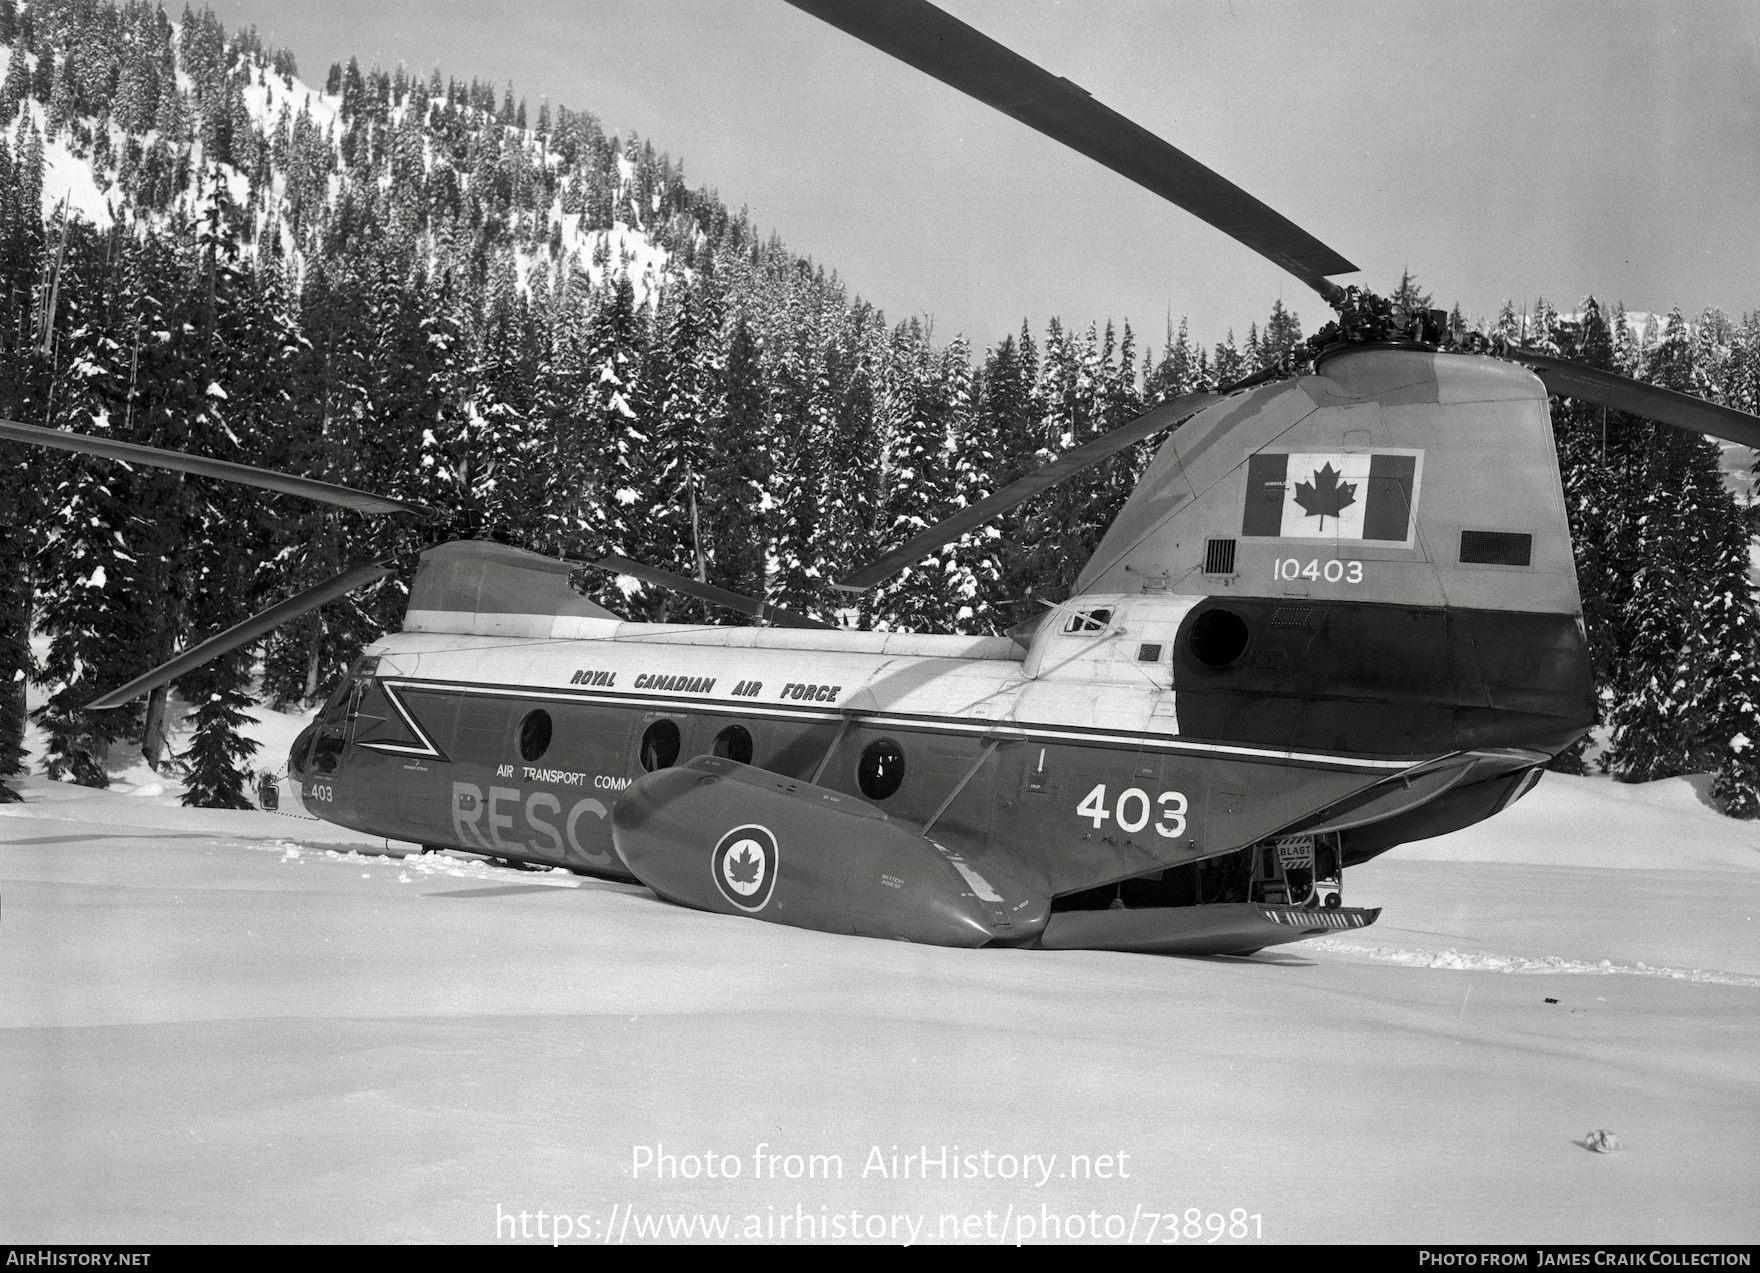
<box><xmin>1180</xmin><ymin>950</ymin><xmax>1317</xmax><ymax>968</ymax></box>
<box><xmin>422</xmin><ymin>879</ymin><xmax>653</xmax><ymax>901</ymax></box>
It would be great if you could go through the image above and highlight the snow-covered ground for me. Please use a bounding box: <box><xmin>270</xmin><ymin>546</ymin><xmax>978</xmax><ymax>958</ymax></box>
<box><xmin>2</xmin><ymin>723</ymin><xmax>1756</xmax><ymax>1243</ymax></box>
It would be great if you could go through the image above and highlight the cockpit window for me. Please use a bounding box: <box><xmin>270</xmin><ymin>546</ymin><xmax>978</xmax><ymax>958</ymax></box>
<box><xmin>1063</xmin><ymin>608</ymin><xmax>1113</xmax><ymax>634</ymax></box>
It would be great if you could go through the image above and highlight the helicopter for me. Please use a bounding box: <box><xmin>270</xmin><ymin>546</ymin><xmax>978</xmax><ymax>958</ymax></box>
<box><xmin>5</xmin><ymin>0</ymin><xmax>1759</xmax><ymax>955</ymax></box>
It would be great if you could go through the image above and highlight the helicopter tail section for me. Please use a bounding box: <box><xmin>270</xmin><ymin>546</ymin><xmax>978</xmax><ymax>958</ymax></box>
<box><xmin>1077</xmin><ymin>345</ymin><xmax>1583</xmax><ymax>624</ymax></box>
<box><xmin>1066</xmin><ymin>344</ymin><xmax>1593</xmax><ymax>861</ymax></box>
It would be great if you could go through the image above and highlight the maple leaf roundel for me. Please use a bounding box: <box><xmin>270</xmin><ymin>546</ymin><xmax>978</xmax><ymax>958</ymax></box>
<box><xmin>712</xmin><ymin>824</ymin><xmax>779</xmax><ymax>912</ymax></box>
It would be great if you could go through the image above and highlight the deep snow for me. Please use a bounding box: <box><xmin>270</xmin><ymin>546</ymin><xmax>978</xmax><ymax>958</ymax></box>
<box><xmin>2</xmin><ymin>747</ymin><xmax>1755</xmax><ymax>1244</ymax></box>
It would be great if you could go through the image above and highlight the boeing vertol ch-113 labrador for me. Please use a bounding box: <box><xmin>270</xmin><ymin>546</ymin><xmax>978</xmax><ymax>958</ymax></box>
<box><xmin>7</xmin><ymin>0</ymin><xmax>1760</xmax><ymax>955</ymax></box>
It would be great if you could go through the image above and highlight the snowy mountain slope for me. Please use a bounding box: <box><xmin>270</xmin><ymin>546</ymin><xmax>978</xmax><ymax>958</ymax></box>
<box><xmin>4</xmin><ymin>16</ymin><xmax>679</xmax><ymax>307</ymax></box>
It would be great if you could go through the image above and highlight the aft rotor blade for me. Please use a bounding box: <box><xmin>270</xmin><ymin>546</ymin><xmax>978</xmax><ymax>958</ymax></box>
<box><xmin>85</xmin><ymin>561</ymin><xmax>398</xmax><ymax>711</ymax></box>
<box><xmin>0</xmin><ymin>418</ymin><xmax>437</xmax><ymax>518</ymax></box>
<box><xmin>1505</xmin><ymin>352</ymin><xmax>1760</xmax><ymax>450</ymax></box>
<box><xmin>590</xmin><ymin>555</ymin><xmax>836</xmax><ymax>630</ymax></box>
<box><xmin>783</xmin><ymin>0</ymin><xmax>1357</xmax><ymax>296</ymax></box>
<box><xmin>834</xmin><ymin>386</ymin><xmax>1221</xmax><ymax>593</ymax></box>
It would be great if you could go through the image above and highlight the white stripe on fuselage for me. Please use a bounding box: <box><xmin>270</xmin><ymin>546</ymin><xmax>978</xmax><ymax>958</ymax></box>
<box><xmin>366</xmin><ymin>627</ymin><xmax>1415</xmax><ymax>772</ymax></box>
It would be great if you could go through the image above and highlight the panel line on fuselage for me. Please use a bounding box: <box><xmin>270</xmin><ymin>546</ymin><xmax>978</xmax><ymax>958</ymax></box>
<box><xmin>351</xmin><ymin>679</ymin><xmax>450</xmax><ymax>760</ymax></box>
<box><xmin>368</xmin><ymin>675</ymin><xmax>1418</xmax><ymax>772</ymax></box>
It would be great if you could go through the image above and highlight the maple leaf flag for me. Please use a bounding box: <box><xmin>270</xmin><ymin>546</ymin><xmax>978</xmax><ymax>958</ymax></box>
<box><xmin>1241</xmin><ymin>450</ymin><xmax>1422</xmax><ymax>544</ymax></box>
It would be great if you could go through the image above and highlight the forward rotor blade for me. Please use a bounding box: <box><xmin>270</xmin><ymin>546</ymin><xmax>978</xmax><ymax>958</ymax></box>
<box><xmin>0</xmin><ymin>418</ymin><xmax>437</xmax><ymax>518</ymax></box>
<box><xmin>590</xmin><ymin>555</ymin><xmax>836</xmax><ymax>630</ymax></box>
<box><xmin>1505</xmin><ymin>352</ymin><xmax>1760</xmax><ymax>450</ymax></box>
<box><xmin>834</xmin><ymin>386</ymin><xmax>1221</xmax><ymax>593</ymax></box>
<box><xmin>783</xmin><ymin>0</ymin><xmax>1357</xmax><ymax>296</ymax></box>
<box><xmin>85</xmin><ymin>561</ymin><xmax>398</xmax><ymax>711</ymax></box>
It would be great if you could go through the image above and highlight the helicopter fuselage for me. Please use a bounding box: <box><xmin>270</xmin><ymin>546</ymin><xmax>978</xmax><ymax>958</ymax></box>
<box><xmin>278</xmin><ymin>346</ymin><xmax>1598</xmax><ymax>953</ymax></box>
<box><xmin>287</xmin><ymin>586</ymin><xmax>1585</xmax><ymax>951</ymax></box>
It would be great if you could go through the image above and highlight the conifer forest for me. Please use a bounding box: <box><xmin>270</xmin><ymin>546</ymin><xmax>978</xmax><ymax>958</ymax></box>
<box><xmin>1</xmin><ymin>0</ymin><xmax>1758</xmax><ymax>815</ymax></box>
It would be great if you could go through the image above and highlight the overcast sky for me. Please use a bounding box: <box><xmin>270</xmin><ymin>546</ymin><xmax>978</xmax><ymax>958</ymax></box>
<box><xmin>214</xmin><ymin>0</ymin><xmax>1760</xmax><ymax>352</ymax></box>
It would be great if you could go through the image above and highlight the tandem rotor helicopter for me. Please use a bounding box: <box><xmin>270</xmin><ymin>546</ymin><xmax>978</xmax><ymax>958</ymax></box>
<box><xmin>6</xmin><ymin>0</ymin><xmax>1760</xmax><ymax>955</ymax></box>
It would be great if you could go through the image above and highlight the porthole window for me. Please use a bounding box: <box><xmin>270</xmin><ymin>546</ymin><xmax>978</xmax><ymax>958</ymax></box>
<box><xmin>857</xmin><ymin>738</ymin><xmax>906</xmax><ymax>800</ymax></box>
<box><xmin>640</xmin><ymin>719</ymin><xmax>681</xmax><ymax>772</ymax></box>
<box><xmin>1189</xmin><ymin>608</ymin><xmax>1251</xmax><ymax>668</ymax></box>
<box><xmin>713</xmin><ymin>724</ymin><xmax>754</xmax><ymax>765</ymax></box>
<box><xmin>518</xmin><ymin>709</ymin><xmax>553</xmax><ymax>762</ymax></box>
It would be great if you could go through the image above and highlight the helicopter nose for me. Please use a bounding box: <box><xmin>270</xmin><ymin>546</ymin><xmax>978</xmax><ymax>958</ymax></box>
<box><xmin>288</xmin><ymin>722</ymin><xmax>318</xmax><ymax>779</ymax></box>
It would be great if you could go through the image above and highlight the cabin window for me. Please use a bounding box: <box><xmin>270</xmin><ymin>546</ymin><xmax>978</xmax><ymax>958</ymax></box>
<box><xmin>713</xmin><ymin>724</ymin><xmax>754</xmax><ymax>765</ymax></box>
<box><xmin>1137</xmin><ymin>643</ymin><xmax>1163</xmax><ymax>663</ymax></box>
<box><xmin>518</xmin><ymin>709</ymin><xmax>553</xmax><ymax>763</ymax></box>
<box><xmin>857</xmin><ymin>738</ymin><xmax>906</xmax><ymax>800</ymax></box>
<box><xmin>640</xmin><ymin>719</ymin><xmax>681</xmax><ymax>771</ymax></box>
<box><xmin>1063</xmin><ymin>608</ymin><xmax>1112</xmax><ymax>634</ymax></box>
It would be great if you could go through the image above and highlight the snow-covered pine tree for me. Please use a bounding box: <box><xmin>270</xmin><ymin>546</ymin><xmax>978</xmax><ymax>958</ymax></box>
<box><xmin>1211</xmin><ymin>328</ymin><xmax>1244</xmax><ymax>385</ymax></box>
<box><xmin>1666</xmin><ymin>312</ymin><xmax>1760</xmax><ymax>815</ymax></box>
<box><xmin>1390</xmin><ymin>269</ymin><xmax>1432</xmax><ymax>314</ymax></box>
<box><xmin>642</xmin><ymin>275</ymin><xmax>725</xmax><ymax>619</ymax></box>
<box><xmin>461</xmin><ymin>244</ymin><xmax>545</xmax><ymax>546</ymax></box>
<box><xmin>617</xmin><ymin>277</ymin><xmax>701</xmax><ymax>618</ymax></box>
<box><xmin>1091</xmin><ymin>319</ymin><xmax>1145</xmax><ymax>526</ymax></box>
<box><xmin>577</xmin><ymin>271</ymin><xmax>651</xmax><ymax>606</ymax></box>
<box><xmin>0</xmin><ymin>465</ymin><xmax>28</xmax><ymax>799</ymax></box>
<box><xmin>974</xmin><ymin>327</ymin><xmax>1039</xmax><ymax>626</ymax></box>
<box><xmin>1731</xmin><ymin>311</ymin><xmax>1760</xmax><ymax>421</ymax></box>
<box><xmin>1690</xmin><ymin>493</ymin><xmax>1760</xmax><ymax>816</ymax></box>
<box><xmin>755</xmin><ymin>281</ymin><xmax>821</xmax><ymax>619</ymax></box>
<box><xmin>281</xmin><ymin>248</ymin><xmax>393</xmax><ymax>683</ymax></box>
<box><xmin>1261</xmin><ymin>299</ymin><xmax>1303</xmax><ymax>368</ymax></box>
<box><xmin>1010</xmin><ymin>317</ymin><xmax>1083</xmax><ymax>609</ymax></box>
<box><xmin>704</xmin><ymin>313</ymin><xmax>769</xmax><ymax>604</ymax></box>
<box><xmin>1601</xmin><ymin>477</ymin><xmax>1699</xmax><ymax>782</ymax></box>
<box><xmin>871</xmin><ymin>317</ymin><xmax>961</xmax><ymax>631</ymax></box>
<box><xmin>1602</xmin><ymin>307</ymin><xmax>1760</xmax><ymax>813</ymax></box>
<box><xmin>814</xmin><ymin>304</ymin><xmax>885</xmax><ymax>621</ymax></box>
<box><xmin>1142</xmin><ymin>316</ymin><xmax>1194</xmax><ymax>406</ymax></box>
<box><xmin>1491</xmin><ymin>299</ymin><xmax>1522</xmax><ymax>345</ymax></box>
<box><xmin>768</xmin><ymin>314</ymin><xmax>842</xmax><ymax>621</ymax></box>
<box><xmin>0</xmin><ymin>115</ymin><xmax>45</xmax><ymax>799</ymax></box>
<box><xmin>29</xmin><ymin>220</ymin><xmax>150</xmax><ymax>787</ymax></box>
<box><xmin>170</xmin><ymin>170</ymin><xmax>263</xmax><ymax>807</ymax></box>
<box><xmin>1544</xmin><ymin>297</ymin><xmax>1633</xmax><ymax>772</ymax></box>
<box><xmin>927</xmin><ymin>334</ymin><xmax>995</xmax><ymax>632</ymax></box>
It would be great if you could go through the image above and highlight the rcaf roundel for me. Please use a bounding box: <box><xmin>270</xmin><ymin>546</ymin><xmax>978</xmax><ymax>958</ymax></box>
<box><xmin>712</xmin><ymin>824</ymin><xmax>779</xmax><ymax>913</ymax></box>
<box><xmin>1241</xmin><ymin>450</ymin><xmax>1423</xmax><ymax>545</ymax></box>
